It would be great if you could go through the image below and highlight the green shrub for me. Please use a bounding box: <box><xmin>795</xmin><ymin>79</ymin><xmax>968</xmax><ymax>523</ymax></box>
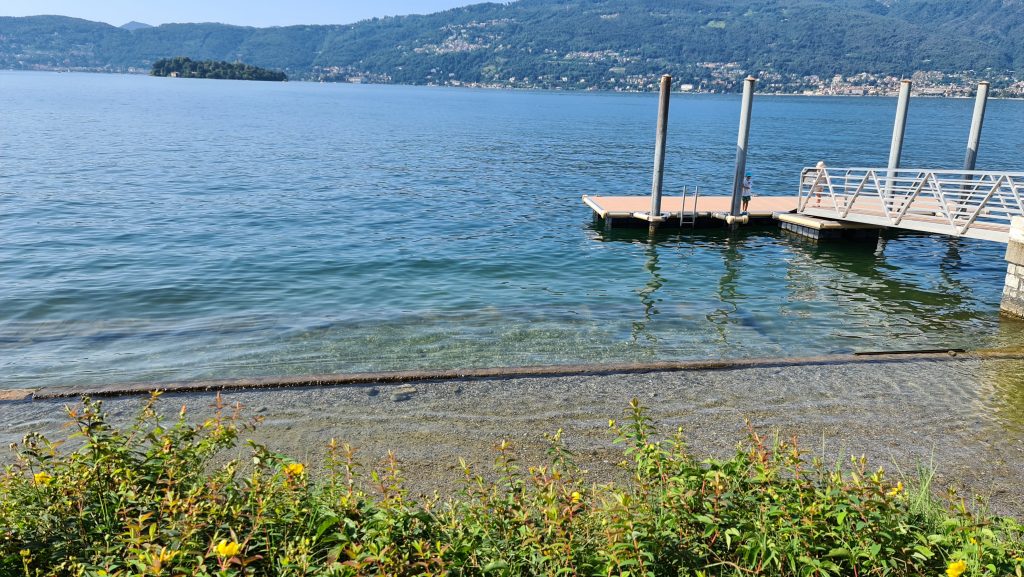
<box><xmin>1</xmin><ymin>394</ymin><xmax>1021</xmax><ymax>576</ymax></box>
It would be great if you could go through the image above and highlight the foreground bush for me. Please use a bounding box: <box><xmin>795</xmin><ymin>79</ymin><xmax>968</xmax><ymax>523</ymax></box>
<box><xmin>1</xmin><ymin>394</ymin><xmax>1022</xmax><ymax>576</ymax></box>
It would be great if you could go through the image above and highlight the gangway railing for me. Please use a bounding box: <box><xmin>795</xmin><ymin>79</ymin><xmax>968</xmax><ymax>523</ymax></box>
<box><xmin>797</xmin><ymin>167</ymin><xmax>1024</xmax><ymax>243</ymax></box>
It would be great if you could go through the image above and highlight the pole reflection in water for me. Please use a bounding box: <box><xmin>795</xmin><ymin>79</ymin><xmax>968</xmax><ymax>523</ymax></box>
<box><xmin>706</xmin><ymin>234</ymin><xmax>743</xmax><ymax>345</ymax></box>
<box><xmin>939</xmin><ymin>237</ymin><xmax>972</xmax><ymax>302</ymax></box>
<box><xmin>874</xmin><ymin>234</ymin><xmax>887</xmax><ymax>257</ymax></box>
<box><xmin>631</xmin><ymin>240</ymin><xmax>665</xmax><ymax>344</ymax></box>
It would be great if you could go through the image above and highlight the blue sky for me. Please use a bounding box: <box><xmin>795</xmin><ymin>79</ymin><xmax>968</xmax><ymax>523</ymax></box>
<box><xmin>0</xmin><ymin>1</ymin><xmax>480</xmax><ymax>27</ymax></box>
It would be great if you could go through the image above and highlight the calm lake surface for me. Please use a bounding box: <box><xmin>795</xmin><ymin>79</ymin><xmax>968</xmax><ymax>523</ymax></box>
<box><xmin>2</xmin><ymin>70</ymin><xmax>1024</xmax><ymax>391</ymax></box>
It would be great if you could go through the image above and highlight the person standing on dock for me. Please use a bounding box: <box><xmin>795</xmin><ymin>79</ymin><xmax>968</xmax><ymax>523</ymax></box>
<box><xmin>810</xmin><ymin>160</ymin><xmax>826</xmax><ymax>206</ymax></box>
<box><xmin>741</xmin><ymin>173</ymin><xmax>753</xmax><ymax>212</ymax></box>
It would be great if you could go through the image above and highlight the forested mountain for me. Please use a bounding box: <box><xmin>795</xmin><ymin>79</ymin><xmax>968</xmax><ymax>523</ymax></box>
<box><xmin>1</xmin><ymin>0</ymin><xmax>1022</xmax><ymax>91</ymax></box>
<box><xmin>119</xmin><ymin>21</ymin><xmax>153</xmax><ymax>31</ymax></box>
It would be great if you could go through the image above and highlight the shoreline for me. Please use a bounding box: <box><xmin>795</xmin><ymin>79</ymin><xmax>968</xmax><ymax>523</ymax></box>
<box><xmin>4</xmin><ymin>69</ymin><xmax>1024</xmax><ymax>100</ymax></box>
<box><xmin>3</xmin><ymin>347</ymin><xmax>1021</xmax><ymax>401</ymax></box>
<box><xmin>3</xmin><ymin>354</ymin><xmax>1023</xmax><ymax>517</ymax></box>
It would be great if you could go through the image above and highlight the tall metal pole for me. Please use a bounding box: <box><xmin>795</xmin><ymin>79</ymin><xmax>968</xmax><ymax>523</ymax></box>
<box><xmin>886</xmin><ymin>79</ymin><xmax>912</xmax><ymax>195</ymax></box>
<box><xmin>963</xmin><ymin>81</ymin><xmax>990</xmax><ymax>172</ymax></box>
<box><xmin>730</xmin><ymin>76</ymin><xmax>756</xmax><ymax>217</ymax></box>
<box><xmin>649</xmin><ymin>74</ymin><xmax>672</xmax><ymax>229</ymax></box>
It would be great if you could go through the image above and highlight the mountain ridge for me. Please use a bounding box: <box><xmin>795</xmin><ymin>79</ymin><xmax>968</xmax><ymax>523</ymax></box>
<box><xmin>1</xmin><ymin>1</ymin><xmax>1022</xmax><ymax>93</ymax></box>
<box><xmin>120</xmin><ymin>21</ymin><xmax>154</xmax><ymax>31</ymax></box>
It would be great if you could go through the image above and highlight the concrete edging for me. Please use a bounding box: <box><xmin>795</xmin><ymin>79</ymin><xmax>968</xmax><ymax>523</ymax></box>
<box><xmin>7</xmin><ymin>348</ymin><xmax>1023</xmax><ymax>402</ymax></box>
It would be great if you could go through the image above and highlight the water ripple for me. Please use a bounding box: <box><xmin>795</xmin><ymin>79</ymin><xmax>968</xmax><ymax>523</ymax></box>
<box><xmin>1</xmin><ymin>71</ymin><xmax>1023</xmax><ymax>389</ymax></box>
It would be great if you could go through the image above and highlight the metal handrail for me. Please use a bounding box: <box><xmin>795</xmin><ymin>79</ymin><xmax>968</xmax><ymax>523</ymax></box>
<box><xmin>797</xmin><ymin>167</ymin><xmax>1024</xmax><ymax>243</ymax></box>
<box><xmin>679</xmin><ymin>185</ymin><xmax>699</xmax><ymax>227</ymax></box>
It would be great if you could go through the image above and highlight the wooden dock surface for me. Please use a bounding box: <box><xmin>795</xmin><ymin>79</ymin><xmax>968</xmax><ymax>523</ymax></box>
<box><xmin>583</xmin><ymin>195</ymin><xmax>799</xmax><ymax>219</ymax></box>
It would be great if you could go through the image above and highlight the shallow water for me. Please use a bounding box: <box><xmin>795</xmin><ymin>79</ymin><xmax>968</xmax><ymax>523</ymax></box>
<box><xmin>3</xmin><ymin>358</ymin><xmax>1024</xmax><ymax>514</ymax></box>
<box><xmin>2</xmin><ymin>71</ymin><xmax>1024</xmax><ymax>390</ymax></box>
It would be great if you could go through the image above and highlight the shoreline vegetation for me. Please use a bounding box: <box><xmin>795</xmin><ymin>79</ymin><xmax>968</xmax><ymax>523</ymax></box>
<box><xmin>2</xmin><ymin>395</ymin><xmax>1021</xmax><ymax>576</ymax></box>
<box><xmin>150</xmin><ymin>57</ymin><xmax>287</xmax><ymax>82</ymax></box>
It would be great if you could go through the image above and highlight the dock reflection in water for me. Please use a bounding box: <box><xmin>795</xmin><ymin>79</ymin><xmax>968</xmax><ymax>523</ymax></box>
<box><xmin>587</xmin><ymin>224</ymin><xmax>1020</xmax><ymax>359</ymax></box>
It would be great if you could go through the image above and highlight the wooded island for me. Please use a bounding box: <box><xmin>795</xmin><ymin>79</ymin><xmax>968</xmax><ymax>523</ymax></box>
<box><xmin>151</xmin><ymin>57</ymin><xmax>286</xmax><ymax>81</ymax></box>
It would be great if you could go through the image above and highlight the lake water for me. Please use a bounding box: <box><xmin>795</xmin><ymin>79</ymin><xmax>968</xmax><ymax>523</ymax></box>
<box><xmin>2</xmin><ymin>70</ymin><xmax>1024</xmax><ymax>391</ymax></box>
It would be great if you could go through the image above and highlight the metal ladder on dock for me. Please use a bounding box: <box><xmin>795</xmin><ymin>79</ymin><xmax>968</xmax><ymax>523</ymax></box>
<box><xmin>679</xmin><ymin>186</ymin><xmax>699</xmax><ymax>227</ymax></box>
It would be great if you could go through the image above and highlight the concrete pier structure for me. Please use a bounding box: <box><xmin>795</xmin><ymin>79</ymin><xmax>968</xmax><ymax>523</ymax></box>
<box><xmin>776</xmin><ymin>213</ymin><xmax>881</xmax><ymax>241</ymax></box>
<box><xmin>1001</xmin><ymin>217</ymin><xmax>1024</xmax><ymax>319</ymax></box>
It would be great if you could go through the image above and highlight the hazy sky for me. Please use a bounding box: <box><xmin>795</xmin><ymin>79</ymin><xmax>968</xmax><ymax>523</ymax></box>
<box><xmin>0</xmin><ymin>1</ymin><xmax>481</xmax><ymax>27</ymax></box>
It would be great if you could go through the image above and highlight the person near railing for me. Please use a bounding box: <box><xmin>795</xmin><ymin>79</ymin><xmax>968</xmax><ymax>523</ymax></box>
<box><xmin>741</xmin><ymin>173</ymin><xmax>753</xmax><ymax>212</ymax></box>
<box><xmin>807</xmin><ymin>160</ymin><xmax>826</xmax><ymax>206</ymax></box>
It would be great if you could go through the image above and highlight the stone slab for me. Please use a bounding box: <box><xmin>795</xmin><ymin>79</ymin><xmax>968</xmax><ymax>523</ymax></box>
<box><xmin>1000</xmin><ymin>291</ymin><xmax>1024</xmax><ymax>319</ymax></box>
<box><xmin>1005</xmin><ymin>240</ymin><xmax>1024</xmax><ymax>266</ymax></box>
<box><xmin>1011</xmin><ymin>216</ymin><xmax>1024</xmax><ymax>244</ymax></box>
<box><xmin>0</xmin><ymin>389</ymin><xmax>36</xmax><ymax>402</ymax></box>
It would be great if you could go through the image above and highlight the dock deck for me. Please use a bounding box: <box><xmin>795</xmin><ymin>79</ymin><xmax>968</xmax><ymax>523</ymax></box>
<box><xmin>583</xmin><ymin>195</ymin><xmax>799</xmax><ymax>221</ymax></box>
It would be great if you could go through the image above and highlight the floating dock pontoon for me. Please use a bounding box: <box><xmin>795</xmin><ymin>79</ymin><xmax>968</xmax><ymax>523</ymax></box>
<box><xmin>583</xmin><ymin>194</ymin><xmax>799</xmax><ymax>227</ymax></box>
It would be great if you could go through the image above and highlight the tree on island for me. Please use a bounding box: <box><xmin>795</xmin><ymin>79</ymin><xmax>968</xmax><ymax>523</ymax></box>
<box><xmin>151</xmin><ymin>56</ymin><xmax>287</xmax><ymax>81</ymax></box>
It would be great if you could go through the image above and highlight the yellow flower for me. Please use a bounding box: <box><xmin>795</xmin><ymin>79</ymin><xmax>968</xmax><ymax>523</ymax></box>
<box><xmin>33</xmin><ymin>472</ymin><xmax>52</xmax><ymax>486</ymax></box>
<box><xmin>570</xmin><ymin>491</ymin><xmax>582</xmax><ymax>504</ymax></box>
<box><xmin>886</xmin><ymin>481</ymin><xmax>904</xmax><ymax>497</ymax></box>
<box><xmin>284</xmin><ymin>463</ymin><xmax>305</xmax><ymax>476</ymax></box>
<box><xmin>215</xmin><ymin>539</ymin><xmax>241</xmax><ymax>558</ymax></box>
<box><xmin>946</xmin><ymin>559</ymin><xmax>967</xmax><ymax>577</ymax></box>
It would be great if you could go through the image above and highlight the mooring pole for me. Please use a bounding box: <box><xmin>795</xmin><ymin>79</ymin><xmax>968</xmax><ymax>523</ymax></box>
<box><xmin>730</xmin><ymin>76</ymin><xmax>756</xmax><ymax>217</ymax></box>
<box><xmin>649</xmin><ymin>74</ymin><xmax>672</xmax><ymax>233</ymax></box>
<box><xmin>963</xmin><ymin>81</ymin><xmax>990</xmax><ymax>172</ymax></box>
<box><xmin>886</xmin><ymin>79</ymin><xmax>912</xmax><ymax>195</ymax></box>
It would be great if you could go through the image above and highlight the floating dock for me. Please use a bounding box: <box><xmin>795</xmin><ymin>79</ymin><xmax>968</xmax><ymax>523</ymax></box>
<box><xmin>583</xmin><ymin>194</ymin><xmax>886</xmax><ymax>240</ymax></box>
<box><xmin>777</xmin><ymin>213</ymin><xmax>882</xmax><ymax>240</ymax></box>
<box><xmin>583</xmin><ymin>194</ymin><xmax>799</xmax><ymax>227</ymax></box>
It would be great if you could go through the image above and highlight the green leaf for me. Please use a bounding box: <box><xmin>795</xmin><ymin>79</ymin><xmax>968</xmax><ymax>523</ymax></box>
<box><xmin>826</xmin><ymin>548</ymin><xmax>851</xmax><ymax>559</ymax></box>
<box><xmin>315</xmin><ymin>516</ymin><xmax>339</xmax><ymax>539</ymax></box>
<box><xmin>725</xmin><ymin>527</ymin><xmax>741</xmax><ymax>548</ymax></box>
<box><xmin>483</xmin><ymin>560</ymin><xmax>509</xmax><ymax>572</ymax></box>
<box><xmin>912</xmin><ymin>544</ymin><xmax>933</xmax><ymax>559</ymax></box>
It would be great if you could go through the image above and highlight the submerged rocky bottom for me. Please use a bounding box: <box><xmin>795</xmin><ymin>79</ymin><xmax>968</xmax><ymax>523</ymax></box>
<box><xmin>2</xmin><ymin>357</ymin><xmax>1023</xmax><ymax>516</ymax></box>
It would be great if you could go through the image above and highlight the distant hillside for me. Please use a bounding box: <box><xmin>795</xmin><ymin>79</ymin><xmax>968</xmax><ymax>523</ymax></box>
<box><xmin>120</xmin><ymin>21</ymin><xmax>152</xmax><ymax>31</ymax></box>
<box><xmin>1</xmin><ymin>0</ymin><xmax>1022</xmax><ymax>91</ymax></box>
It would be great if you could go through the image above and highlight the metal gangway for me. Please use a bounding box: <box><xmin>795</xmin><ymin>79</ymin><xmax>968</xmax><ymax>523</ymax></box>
<box><xmin>797</xmin><ymin>167</ymin><xmax>1024</xmax><ymax>243</ymax></box>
